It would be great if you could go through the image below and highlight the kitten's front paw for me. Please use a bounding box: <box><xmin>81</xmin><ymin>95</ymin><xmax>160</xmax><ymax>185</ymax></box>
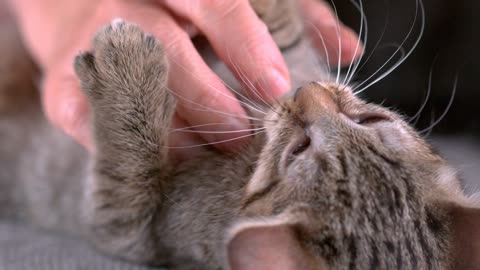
<box><xmin>74</xmin><ymin>19</ymin><xmax>168</xmax><ymax>101</ymax></box>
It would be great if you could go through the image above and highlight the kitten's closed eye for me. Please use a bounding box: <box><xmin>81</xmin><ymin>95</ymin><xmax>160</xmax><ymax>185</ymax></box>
<box><xmin>281</xmin><ymin>130</ymin><xmax>312</xmax><ymax>171</ymax></box>
<box><xmin>291</xmin><ymin>131</ymin><xmax>311</xmax><ymax>156</ymax></box>
<box><xmin>345</xmin><ymin>111</ymin><xmax>403</xmax><ymax>147</ymax></box>
<box><xmin>350</xmin><ymin>112</ymin><xmax>391</xmax><ymax>126</ymax></box>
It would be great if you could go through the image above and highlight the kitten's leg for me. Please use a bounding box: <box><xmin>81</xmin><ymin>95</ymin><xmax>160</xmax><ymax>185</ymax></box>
<box><xmin>74</xmin><ymin>20</ymin><xmax>175</xmax><ymax>263</ymax></box>
<box><xmin>250</xmin><ymin>0</ymin><xmax>303</xmax><ymax>49</ymax></box>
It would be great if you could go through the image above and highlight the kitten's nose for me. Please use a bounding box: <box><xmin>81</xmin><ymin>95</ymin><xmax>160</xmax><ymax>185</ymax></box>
<box><xmin>293</xmin><ymin>82</ymin><xmax>338</xmax><ymax>119</ymax></box>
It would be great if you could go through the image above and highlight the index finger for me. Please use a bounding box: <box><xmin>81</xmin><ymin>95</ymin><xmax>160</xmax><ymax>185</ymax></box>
<box><xmin>300</xmin><ymin>0</ymin><xmax>363</xmax><ymax>66</ymax></box>
<box><xmin>163</xmin><ymin>0</ymin><xmax>291</xmax><ymax>102</ymax></box>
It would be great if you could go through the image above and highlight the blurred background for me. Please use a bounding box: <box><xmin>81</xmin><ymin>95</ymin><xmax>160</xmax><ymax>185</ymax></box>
<box><xmin>333</xmin><ymin>0</ymin><xmax>479</xmax><ymax>134</ymax></box>
<box><xmin>333</xmin><ymin>0</ymin><xmax>480</xmax><ymax>191</ymax></box>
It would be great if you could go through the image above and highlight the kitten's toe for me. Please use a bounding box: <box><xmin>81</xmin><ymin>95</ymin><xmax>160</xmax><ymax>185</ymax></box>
<box><xmin>73</xmin><ymin>52</ymin><xmax>99</xmax><ymax>98</ymax></box>
<box><xmin>73</xmin><ymin>19</ymin><xmax>168</xmax><ymax>100</ymax></box>
<box><xmin>91</xmin><ymin>19</ymin><xmax>166</xmax><ymax>76</ymax></box>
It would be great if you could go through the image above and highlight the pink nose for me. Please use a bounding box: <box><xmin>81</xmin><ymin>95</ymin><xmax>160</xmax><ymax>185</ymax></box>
<box><xmin>293</xmin><ymin>82</ymin><xmax>338</xmax><ymax>121</ymax></box>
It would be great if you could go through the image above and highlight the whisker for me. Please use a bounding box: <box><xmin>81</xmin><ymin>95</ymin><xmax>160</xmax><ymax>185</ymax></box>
<box><xmin>423</xmin><ymin>110</ymin><xmax>436</xmax><ymax>138</ymax></box>
<box><xmin>418</xmin><ymin>74</ymin><xmax>459</xmax><ymax>134</ymax></box>
<box><xmin>171</xmin><ymin>127</ymin><xmax>266</xmax><ymax>134</ymax></box>
<box><xmin>230</xmin><ymin>60</ymin><xmax>286</xmax><ymax>119</ymax></box>
<box><xmin>311</xmin><ymin>53</ymin><xmax>334</xmax><ymax>83</ymax></box>
<box><xmin>353</xmin><ymin>0</ymin><xmax>425</xmax><ymax>94</ymax></box>
<box><xmin>409</xmin><ymin>55</ymin><xmax>438</xmax><ymax>125</ymax></box>
<box><xmin>187</xmin><ymin>107</ymin><xmax>268</xmax><ymax>122</ymax></box>
<box><xmin>241</xmin><ymin>52</ymin><xmax>293</xmax><ymax>116</ymax></box>
<box><xmin>258</xmin><ymin>70</ymin><xmax>292</xmax><ymax>115</ymax></box>
<box><xmin>344</xmin><ymin>0</ymin><xmax>368</xmax><ymax>86</ymax></box>
<box><xmin>169</xmin><ymin>122</ymin><xmax>261</xmax><ymax>133</ymax></box>
<box><xmin>352</xmin><ymin>0</ymin><xmax>391</xmax><ymax>77</ymax></box>
<box><xmin>153</xmin><ymin>78</ymin><xmax>267</xmax><ymax>122</ymax></box>
<box><xmin>328</xmin><ymin>0</ymin><xmax>343</xmax><ymax>85</ymax></box>
<box><xmin>411</xmin><ymin>72</ymin><xmax>432</xmax><ymax>126</ymax></box>
<box><xmin>174</xmin><ymin>98</ymin><xmax>266</xmax><ymax>122</ymax></box>
<box><xmin>352</xmin><ymin>43</ymin><xmax>406</xmax><ymax>95</ymax></box>
<box><xmin>298</xmin><ymin>22</ymin><xmax>335</xmax><ymax>85</ymax></box>
<box><xmin>228</xmin><ymin>55</ymin><xmax>274</xmax><ymax>111</ymax></box>
<box><xmin>307</xmin><ymin>20</ymin><xmax>333</xmax><ymax>72</ymax></box>
<box><xmin>165</xmin><ymin>130</ymin><xmax>266</xmax><ymax>149</ymax></box>
<box><xmin>225</xmin><ymin>50</ymin><xmax>290</xmax><ymax>120</ymax></box>
<box><xmin>353</xmin><ymin>43</ymin><xmax>406</xmax><ymax>95</ymax></box>
<box><xmin>167</xmin><ymin>55</ymin><xmax>267</xmax><ymax>116</ymax></box>
<box><xmin>226</xmin><ymin>44</ymin><xmax>277</xmax><ymax>105</ymax></box>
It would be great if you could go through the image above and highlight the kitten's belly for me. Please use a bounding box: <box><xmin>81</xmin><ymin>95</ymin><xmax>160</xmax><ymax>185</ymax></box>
<box><xmin>0</xmin><ymin>107</ymin><xmax>89</xmax><ymax>234</ymax></box>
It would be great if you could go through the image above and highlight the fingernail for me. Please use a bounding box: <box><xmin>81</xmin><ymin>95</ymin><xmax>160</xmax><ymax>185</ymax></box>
<box><xmin>268</xmin><ymin>69</ymin><xmax>290</xmax><ymax>97</ymax></box>
<box><xmin>254</xmin><ymin>69</ymin><xmax>290</xmax><ymax>102</ymax></box>
<box><xmin>340</xmin><ymin>28</ymin><xmax>364</xmax><ymax>66</ymax></box>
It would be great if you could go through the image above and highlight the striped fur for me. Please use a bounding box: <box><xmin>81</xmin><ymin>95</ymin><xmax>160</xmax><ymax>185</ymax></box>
<box><xmin>1</xmin><ymin>1</ymin><xmax>479</xmax><ymax>269</ymax></box>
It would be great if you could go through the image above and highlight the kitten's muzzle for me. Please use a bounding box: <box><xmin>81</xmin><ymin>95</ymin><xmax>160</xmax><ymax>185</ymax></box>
<box><xmin>280</xmin><ymin>82</ymin><xmax>338</xmax><ymax>171</ymax></box>
<box><xmin>293</xmin><ymin>82</ymin><xmax>339</xmax><ymax>120</ymax></box>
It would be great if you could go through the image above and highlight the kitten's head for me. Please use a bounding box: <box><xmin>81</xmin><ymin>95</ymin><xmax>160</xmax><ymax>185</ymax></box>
<box><xmin>226</xmin><ymin>82</ymin><xmax>480</xmax><ymax>270</ymax></box>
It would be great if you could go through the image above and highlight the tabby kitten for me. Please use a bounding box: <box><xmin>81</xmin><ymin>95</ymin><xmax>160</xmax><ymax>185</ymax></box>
<box><xmin>1</xmin><ymin>0</ymin><xmax>480</xmax><ymax>269</ymax></box>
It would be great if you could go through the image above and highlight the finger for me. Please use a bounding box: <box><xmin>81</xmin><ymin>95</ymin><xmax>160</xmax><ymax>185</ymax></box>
<box><xmin>168</xmin><ymin>12</ymin><xmax>199</xmax><ymax>37</ymax></box>
<box><xmin>163</xmin><ymin>0</ymin><xmax>291</xmax><ymax>102</ymax></box>
<box><xmin>43</xmin><ymin>67</ymin><xmax>93</xmax><ymax>151</ymax></box>
<box><xmin>0</xmin><ymin>1</ymin><xmax>11</xmax><ymax>20</ymax></box>
<box><xmin>299</xmin><ymin>0</ymin><xmax>363</xmax><ymax>67</ymax></box>
<box><xmin>125</xmin><ymin>4</ymin><xmax>252</xmax><ymax>151</ymax></box>
<box><xmin>168</xmin><ymin>114</ymin><xmax>207</xmax><ymax>162</ymax></box>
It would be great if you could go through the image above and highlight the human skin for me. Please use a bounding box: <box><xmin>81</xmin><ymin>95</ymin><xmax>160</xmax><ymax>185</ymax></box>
<box><xmin>5</xmin><ymin>0</ymin><xmax>362</xmax><ymax>160</ymax></box>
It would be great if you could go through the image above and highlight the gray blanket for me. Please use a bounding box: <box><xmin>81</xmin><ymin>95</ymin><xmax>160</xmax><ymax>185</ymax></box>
<box><xmin>0</xmin><ymin>222</ymin><xmax>162</xmax><ymax>270</ymax></box>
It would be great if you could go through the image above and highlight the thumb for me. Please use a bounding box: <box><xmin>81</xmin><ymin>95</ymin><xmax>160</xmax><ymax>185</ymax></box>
<box><xmin>42</xmin><ymin>70</ymin><xmax>93</xmax><ymax>151</ymax></box>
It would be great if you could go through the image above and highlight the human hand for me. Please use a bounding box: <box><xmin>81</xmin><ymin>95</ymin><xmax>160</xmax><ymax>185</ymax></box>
<box><xmin>300</xmin><ymin>0</ymin><xmax>363</xmax><ymax>66</ymax></box>
<box><xmin>9</xmin><ymin>0</ymin><xmax>362</xmax><ymax>161</ymax></box>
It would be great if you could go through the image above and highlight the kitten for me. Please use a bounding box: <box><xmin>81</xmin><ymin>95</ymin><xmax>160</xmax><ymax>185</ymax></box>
<box><xmin>1</xmin><ymin>0</ymin><xmax>480</xmax><ymax>269</ymax></box>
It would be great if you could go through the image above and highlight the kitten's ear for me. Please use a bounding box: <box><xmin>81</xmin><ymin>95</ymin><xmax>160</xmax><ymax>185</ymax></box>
<box><xmin>226</xmin><ymin>220</ymin><xmax>328</xmax><ymax>270</ymax></box>
<box><xmin>448</xmin><ymin>204</ymin><xmax>480</xmax><ymax>269</ymax></box>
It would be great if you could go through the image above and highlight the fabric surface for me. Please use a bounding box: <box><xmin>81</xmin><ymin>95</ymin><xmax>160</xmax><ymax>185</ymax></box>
<box><xmin>432</xmin><ymin>135</ymin><xmax>480</xmax><ymax>194</ymax></box>
<box><xmin>0</xmin><ymin>222</ymin><xmax>163</xmax><ymax>270</ymax></box>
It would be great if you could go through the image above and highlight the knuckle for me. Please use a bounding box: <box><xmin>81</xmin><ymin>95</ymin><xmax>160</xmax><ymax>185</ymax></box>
<box><xmin>241</xmin><ymin>22</ymin><xmax>271</xmax><ymax>57</ymax></box>
<box><xmin>192</xmin><ymin>84</ymin><xmax>224</xmax><ymax>112</ymax></box>
<box><xmin>42</xmin><ymin>82</ymin><xmax>63</xmax><ymax>129</ymax></box>
<box><xmin>43</xmin><ymin>77</ymin><xmax>88</xmax><ymax>140</ymax></box>
<box><xmin>160</xmin><ymin>29</ymin><xmax>190</xmax><ymax>55</ymax></box>
<box><xmin>198</xmin><ymin>0</ymin><xmax>243</xmax><ymax>23</ymax></box>
<box><xmin>246</xmin><ymin>20</ymin><xmax>270</xmax><ymax>44</ymax></box>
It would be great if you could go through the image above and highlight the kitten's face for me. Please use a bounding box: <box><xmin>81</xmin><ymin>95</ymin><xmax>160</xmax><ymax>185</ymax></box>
<box><xmin>244</xmin><ymin>81</ymin><xmax>449</xmax><ymax>215</ymax></box>
<box><xmin>230</xmin><ymin>82</ymin><xmax>460</xmax><ymax>268</ymax></box>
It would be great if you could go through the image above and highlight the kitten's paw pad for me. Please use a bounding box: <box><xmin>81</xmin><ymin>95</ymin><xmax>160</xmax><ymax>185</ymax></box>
<box><xmin>74</xmin><ymin>20</ymin><xmax>168</xmax><ymax>99</ymax></box>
